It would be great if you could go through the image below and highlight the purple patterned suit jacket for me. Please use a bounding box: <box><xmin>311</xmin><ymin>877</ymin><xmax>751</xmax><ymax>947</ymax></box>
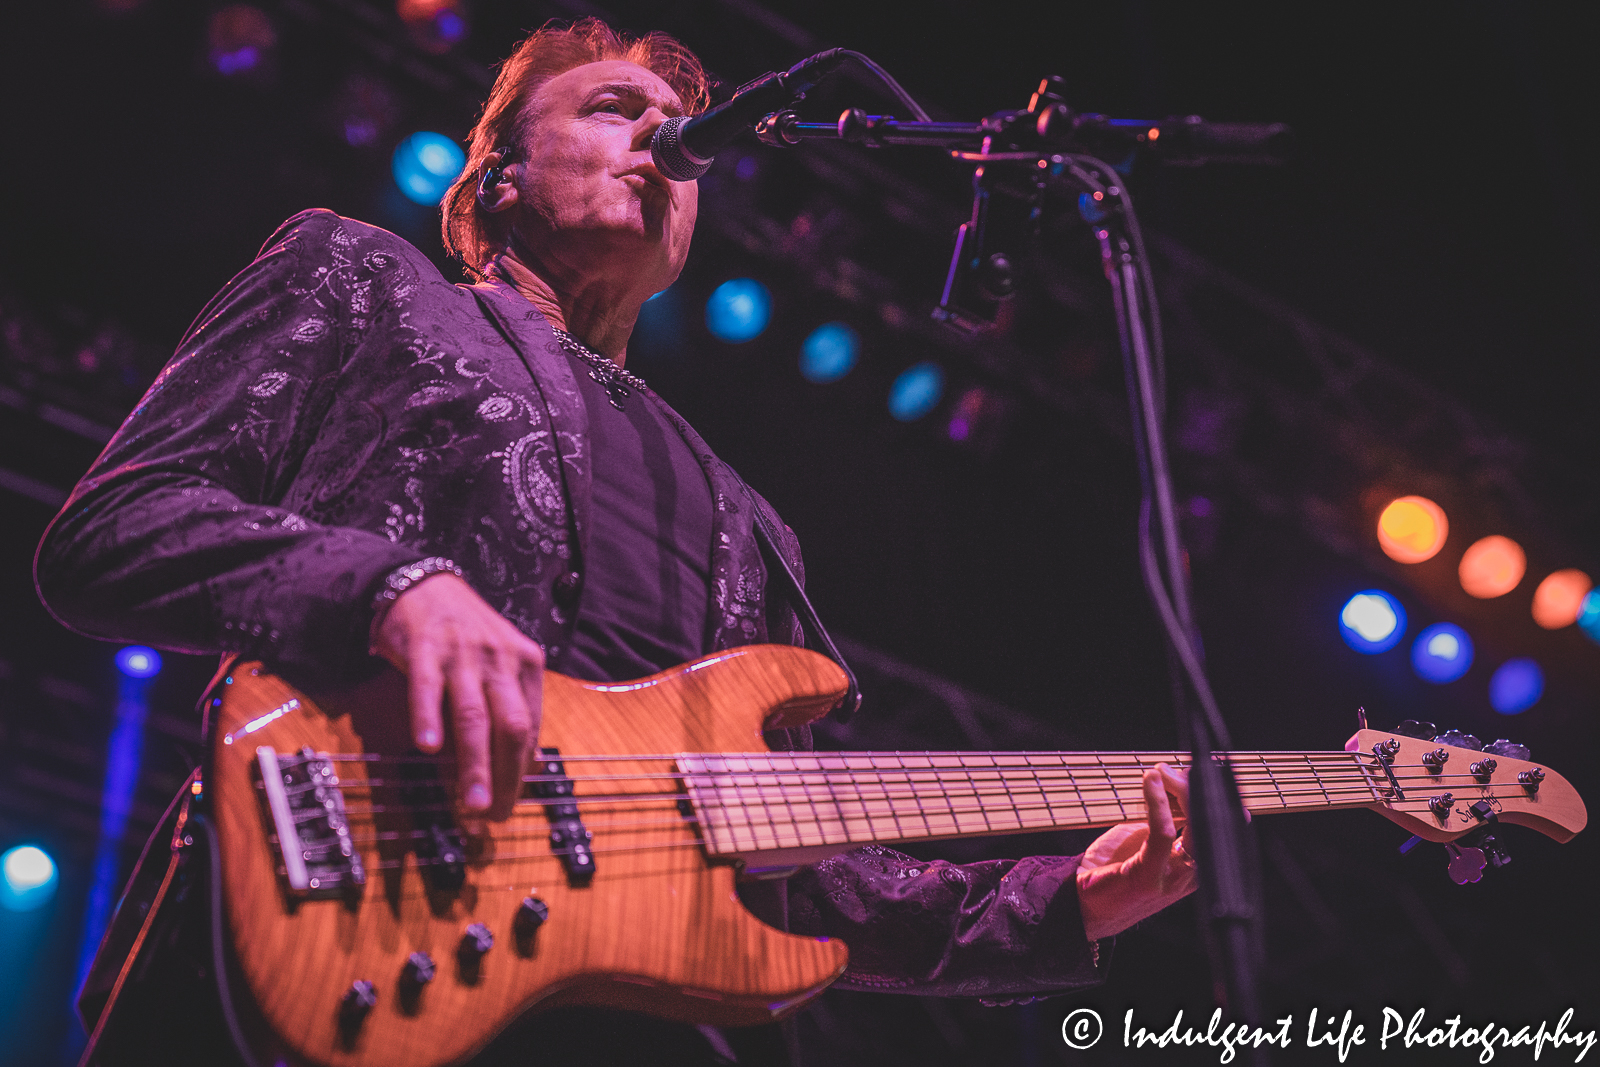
<box><xmin>35</xmin><ymin>209</ymin><xmax>1102</xmax><ymax>999</ymax></box>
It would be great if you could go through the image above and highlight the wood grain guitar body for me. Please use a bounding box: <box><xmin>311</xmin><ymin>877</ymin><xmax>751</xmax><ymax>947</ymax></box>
<box><xmin>210</xmin><ymin>645</ymin><xmax>853</xmax><ymax>1067</ymax></box>
<box><xmin>207</xmin><ymin>641</ymin><xmax>1589</xmax><ymax>1067</ymax></box>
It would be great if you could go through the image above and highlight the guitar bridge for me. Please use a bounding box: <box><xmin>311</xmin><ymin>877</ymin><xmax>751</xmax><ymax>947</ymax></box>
<box><xmin>255</xmin><ymin>745</ymin><xmax>365</xmax><ymax>898</ymax></box>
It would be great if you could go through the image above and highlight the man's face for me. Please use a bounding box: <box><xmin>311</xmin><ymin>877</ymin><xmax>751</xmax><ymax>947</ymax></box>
<box><xmin>514</xmin><ymin>59</ymin><xmax>697</xmax><ymax>288</ymax></box>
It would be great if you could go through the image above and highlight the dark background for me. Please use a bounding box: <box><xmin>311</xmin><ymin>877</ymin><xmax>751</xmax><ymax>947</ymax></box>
<box><xmin>0</xmin><ymin>1</ymin><xmax>1595</xmax><ymax>1064</ymax></box>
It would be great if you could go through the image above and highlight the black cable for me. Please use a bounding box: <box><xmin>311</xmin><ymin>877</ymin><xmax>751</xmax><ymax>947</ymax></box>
<box><xmin>195</xmin><ymin>812</ymin><xmax>265</xmax><ymax>1067</ymax></box>
<box><xmin>837</xmin><ymin>50</ymin><xmax>931</xmax><ymax>122</ymax></box>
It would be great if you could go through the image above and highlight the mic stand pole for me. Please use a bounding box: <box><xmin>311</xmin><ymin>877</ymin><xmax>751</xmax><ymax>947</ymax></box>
<box><xmin>762</xmin><ymin>99</ymin><xmax>1272</xmax><ymax>1052</ymax></box>
<box><xmin>1073</xmin><ymin>161</ymin><xmax>1269</xmax><ymax>1044</ymax></box>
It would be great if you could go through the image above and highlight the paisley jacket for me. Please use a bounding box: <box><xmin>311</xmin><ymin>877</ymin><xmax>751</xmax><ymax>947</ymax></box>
<box><xmin>34</xmin><ymin>209</ymin><xmax>1102</xmax><ymax>999</ymax></box>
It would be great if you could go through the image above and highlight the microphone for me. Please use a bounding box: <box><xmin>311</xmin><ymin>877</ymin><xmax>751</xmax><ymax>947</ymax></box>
<box><xmin>651</xmin><ymin>49</ymin><xmax>849</xmax><ymax>182</ymax></box>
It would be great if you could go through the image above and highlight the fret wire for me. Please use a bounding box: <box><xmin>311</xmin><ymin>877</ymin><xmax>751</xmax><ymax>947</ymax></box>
<box><xmin>899</xmin><ymin>751</ymin><xmax>934</xmax><ymax>840</ymax></box>
<box><xmin>1061</xmin><ymin>752</ymin><xmax>1093</xmax><ymax>826</ymax></box>
<box><xmin>1350</xmin><ymin>751</ymin><xmax>1389</xmax><ymax>802</ymax></box>
<box><xmin>1026</xmin><ymin>755</ymin><xmax>1057</xmax><ymax>829</ymax></box>
<box><xmin>1258</xmin><ymin>751</ymin><xmax>1287</xmax><ymax>810</ymax></box>
<box><xmin>799</xmin><ymin>754</ymin><xmax>828</xmax><ymax>849</ymax></box>
<box><xmin>771</xmin><ymin>753</ymin><xmax>802</xmax><ymax>849</ymax></box>
<box><xmin>939</xmin><ymin>755</ymin><xmax>961</xmax><ymax>834</ymax></box>
<box><xmin>753</xmin><ymin>756</ymin><xmax>780</xmax><ymax>851</ymax></box>
<box><xmin>1303</xmin><ymin>752</ymin><xmax>1331</xmax><ymax>808</ymax></box>
<box><xmin>822</xmin><ymin>755</ymin><xmax>849</xmax><ymax>846</ymax></box>
<box><xmin>846</xmin><ymin>754</ymin><xmax>871</xmax><ymax>845</ymax></box>
<box><xmin>959</xmin><ymin>756</ymin><xmax>994</xmax><ymax>834</ymax></box>
<box><xmin>876</xmin><ymin>753</ymin><xmax>909</xmax><ymax>842</ymax></box>
<box><xmin>993</xmin><ymin>752</ymin><xmax>1025</xmax><ymax>829</ymax></box>
<box><xmin>1095</xmin><ymin>751</ymin><xmax>1128</xmax><ymax>819</ymax></box>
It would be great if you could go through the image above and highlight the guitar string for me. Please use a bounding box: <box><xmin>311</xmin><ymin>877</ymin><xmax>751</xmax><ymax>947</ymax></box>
<box><xmin>322</xmin><ymin>748</ymin><xmax>1388</xmax><ymax>766</ymax></box>
<box><xmin>322</xmin><ymin>778</ymin><xmax>1538</xmax><ymax>878</ymax></box>
<box><xmin>319</xmin><ymin>762</ymin><xmax>1495</xmax><ymax>809</ymax></box>
<box><xmin>319</xmin><ymin>755</ymin><xmax>1440</xmax><ymax>789</ymax></box>
<box><xmin>329</xmin><ymin>784</ymin><xmax>1518</xmax><ymax>836</ymax></box>
<box><xmin>321</xmin><ymin>766</ymin><xmax>1497</xmax><ymax>804</ymax></box>
<box><xmin>313</xmin><ymin>754</ymin><xmax>1498</xmax><ymax>785</ymax></box>
<box><xmin>327</xmin><ymin>774</ymin><xmax>1391</xmax><ymax>813</ymax></box>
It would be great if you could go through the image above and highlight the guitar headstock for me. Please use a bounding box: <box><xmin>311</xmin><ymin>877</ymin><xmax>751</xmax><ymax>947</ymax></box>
<box><xmin>1345</xmin><ymin>728</ymin><xmax>1587</xmax><ymax>844</ymax></box>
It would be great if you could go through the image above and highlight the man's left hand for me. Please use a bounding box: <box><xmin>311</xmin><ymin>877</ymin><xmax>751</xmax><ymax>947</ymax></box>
<box><xmin>1075</xmin><ymin>762</ymin><xmax>1202</xmax><ymax>942</ymax></box>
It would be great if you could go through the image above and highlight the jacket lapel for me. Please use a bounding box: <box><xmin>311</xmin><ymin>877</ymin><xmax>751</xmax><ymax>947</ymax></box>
<box><xmin>468</xmin><ymin>280</ymin><xmax>593</xmax><ymax>561</ymax></box>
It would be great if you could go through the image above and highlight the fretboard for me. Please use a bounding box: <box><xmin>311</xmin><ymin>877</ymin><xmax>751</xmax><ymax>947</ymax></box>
<box><xmin>677</xmin><ymin>750</ymin><xmax>1382</xmax><ymax>862</ymax></box>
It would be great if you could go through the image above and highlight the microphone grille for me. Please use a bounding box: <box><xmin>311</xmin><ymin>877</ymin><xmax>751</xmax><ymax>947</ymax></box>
<box><xmin>651</xmin><ymin>117</ymin><xmax>713</xmax><ymax>182</ymax></box>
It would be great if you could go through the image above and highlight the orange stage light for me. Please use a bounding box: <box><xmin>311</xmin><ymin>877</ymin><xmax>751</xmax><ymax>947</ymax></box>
<box><xmin>1458</xmin><ymin>535</ymin><xmax>1526</xmax><ymax>599</ymax></box>
<box><xmin>1377</xmin><ymin>496</ymin><xmax>1448</xmax><ymax>564</ymax></box>
<box><xmin>1531</xmin><ymin>569</ymin><xmax>1594</xmax><ymax>630</ymax></box>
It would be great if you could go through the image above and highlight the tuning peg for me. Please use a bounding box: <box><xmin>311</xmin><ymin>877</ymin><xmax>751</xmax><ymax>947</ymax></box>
<box><xmin>460</xmin><ymin>922</ymin><xmax>495</xmax><ymax>959</ymax></box>
<box><xmin>340</xmin><ymin>980</ymin><xmax>378</xmax><ymax>1026</ymax></box>
<box><xmin>1395</xmin><ymin>719</ymin><xmax>1438</xmax><ymax>740</ymax></box>
<box><xmin>1445</xmin><ymin>844</ymin><xmax>1487</xmax><ymax>885</ymax></box>
<box><xmin>1484</xmin><ymin>739</ymin><xmax>1531</xmax><ymax>760</ymax></box>
<box><xmin>1435</xmin><ymin>729</ymin><xmax>1483</xmax><ymax>751</ymax></box>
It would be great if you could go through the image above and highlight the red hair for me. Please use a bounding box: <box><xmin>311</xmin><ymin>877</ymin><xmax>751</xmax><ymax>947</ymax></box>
<box><xmin>441</xmin><ymin>18</ymin><xmax>710</xmax><ymax>278</ymax></box>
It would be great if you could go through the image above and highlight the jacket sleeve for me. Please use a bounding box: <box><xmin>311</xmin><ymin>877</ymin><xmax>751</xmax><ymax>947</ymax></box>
<box><xmin>34</xmin><ymin>210</ymin><xmax>425</xmax><ymax>682</ymax></box>
<box><xmin>785</xmin><ymin>844</ymin><xmax>1105</xmax><ymax>998</ymax></box>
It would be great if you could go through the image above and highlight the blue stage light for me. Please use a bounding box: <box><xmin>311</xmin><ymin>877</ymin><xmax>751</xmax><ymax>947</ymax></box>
<box><xmin>800</xmin><ymin>322</ymin><xmax>859</xmax><ymax>383</ymax></box>
<box><xmin>1489</xmin><ymin>658</ymin><xmax>1544</xmax><ymax>714</ymax></box>
<box><xmin>889</xmin><ymin>362</ymin><xmax>944</xmax><ymax>422</ymax></box>
<box><xmin>1578</xmin><ymin>589</ymin><xmax>1600</xmax><ymax>645</ymax></box>
<box><xmin>1</xmin><ymin>845</ymin><xmax>58</xmax><ymax>912</ymax></box>
<box><xmin>1338</xmin><ymin>590</ymin><xmax>1406</xmax><ymax>654</ymax></box>
<box><xmin>116</xmin><ymin>645</ymin><xmax>162</xmax><ymax>679</ymax></box>
<box><xmin>1410</xmin><ymin>622</ymin><xmax>1473</xmax><ymax>683</ymax></box>
<box><xmin>392</xmin><ymin>132</ymin><xmax>465</xmax><ymax>206</ymax></box>
<box><xmin>705</xmin><ymin>279</ymin><xmax>771</xmax><ymax>342</ymax></box>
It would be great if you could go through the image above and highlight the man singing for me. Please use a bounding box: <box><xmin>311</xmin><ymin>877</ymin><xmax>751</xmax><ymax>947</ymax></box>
<box><xmin>37</xmin><ymin>18</ymin><xmax>1196</xmax><ymax>1065</ymax></box>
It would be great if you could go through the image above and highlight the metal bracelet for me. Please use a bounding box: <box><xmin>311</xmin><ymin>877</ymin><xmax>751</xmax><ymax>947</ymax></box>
<box><xmin>368</xmin><ymin>556</ymin><xmax>463</xmax><ymax>650</ymax></box>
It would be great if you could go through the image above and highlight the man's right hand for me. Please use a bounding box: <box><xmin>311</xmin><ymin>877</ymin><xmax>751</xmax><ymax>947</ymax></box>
<box><xmin>371</xmin><ymin>573</ymin><xmax>544</xmax><ymax>823</ymax></box>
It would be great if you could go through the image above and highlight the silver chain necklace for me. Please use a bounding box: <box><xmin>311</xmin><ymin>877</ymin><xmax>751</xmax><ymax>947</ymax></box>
<box><xmin>551</xmin><ymin>328</ymin><xmax>647</xmax><ymax>411</ymax></box>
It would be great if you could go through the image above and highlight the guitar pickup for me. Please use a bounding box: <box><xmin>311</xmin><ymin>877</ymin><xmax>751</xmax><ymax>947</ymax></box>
<box><xmin>531</xmin><ymin>747</ymin><xmax>595</xmax><ymax>884</ymax></box>
<box><xmin>255</xmin><ymin>746</ymin><xmax>365</xmax><ymax>898</ymax></box>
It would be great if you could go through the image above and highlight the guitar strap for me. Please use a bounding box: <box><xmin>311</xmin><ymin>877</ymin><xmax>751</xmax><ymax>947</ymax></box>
<box><xmin>749</xmin><ymin>503</ymin><xmax>862</xmax><ymax>723</ymax></box>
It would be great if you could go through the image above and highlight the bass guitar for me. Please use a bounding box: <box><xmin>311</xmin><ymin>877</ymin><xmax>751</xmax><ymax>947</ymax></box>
<box><xmin>175</xmin><ymin>645</ymin><xmax>1586</xmax><ymax>1065</ymax></box>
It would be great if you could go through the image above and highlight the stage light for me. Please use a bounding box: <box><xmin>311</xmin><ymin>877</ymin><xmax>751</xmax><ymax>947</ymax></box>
<box><xmin>1458</xmin><ymin>535</ymin><xmax>1525</xmax><ymax>599</ymax></box>
<box><xmin>1339</xmin><ymin>590</ymin><xmax>1406</xmax><ymax>654</ymax></box>
<box><xmin>1489</xmin><ymin>658</ymin><xmax>1544</xmax><ymax>714</ymax></box>
<box><xmin>115</xmin><ymin>645</ymin><xmax>162</xmax><ymax>679</ymax></box>
<box><xmin>392</xmin><ymin>132</ymin><xmax>465</xmax><ymax>206</ymax></box>
<box><xmin>333</xmin><ymin>73</ymin><xmax>400</xmax><ymax>148</ymax></box>
<box><xmin>206</xmin><ymin>5</ymin><xmax>275</xmax><ymax>76</ymax></box>
<box><xmin>947</xmin><ymin>387</ymin><xmax>984</xmax><ymax>442</ymax></box>
<box><xmin>705</xmin><ymin>279</ymin><xmax>771</xmax><ymax>343</ymax></box>
<box><xmin>889</xmin><ymin>362</ymin><xmax>944</xmax><ymax>422</ymax></box>
<box><xmin>397</xmin><ymin>0</ymin><xmax>468</xmax><ymax>53</ymax></box>
<box><xmin>1</xmin><ymin>846</ymin><xmax>58</xmax><ymax>912</ymax></box>
<box><xmin>800</xmin><ymin>322</ymin><xmax>859</xmax><ymax>383</ymax></box>
<box><xmin>1531</xmin><ymin>569</ymin><xmax>1593</xmax><ymax>630</ymax></box>
<box><xmin>1579</xmin><ymin>589</ymin><xmax>1600</xmax><ymax>645</ymax></box>
<box><xmin>1377</xmin><ymin>496</ymin><xmax>1448</xmax><ymax>564</ymax></box>
<box><xmin>1411</xmin><ymin>623</ymin><xmax>1473</xmax><ymax>684</ymax></box>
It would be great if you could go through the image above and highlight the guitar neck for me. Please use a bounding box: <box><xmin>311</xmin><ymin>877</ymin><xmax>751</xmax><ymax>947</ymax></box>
<box><xmin>679</xmin><ymin>749</ymin><xmax>1382</xmax><ymax>864</ymax></box>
